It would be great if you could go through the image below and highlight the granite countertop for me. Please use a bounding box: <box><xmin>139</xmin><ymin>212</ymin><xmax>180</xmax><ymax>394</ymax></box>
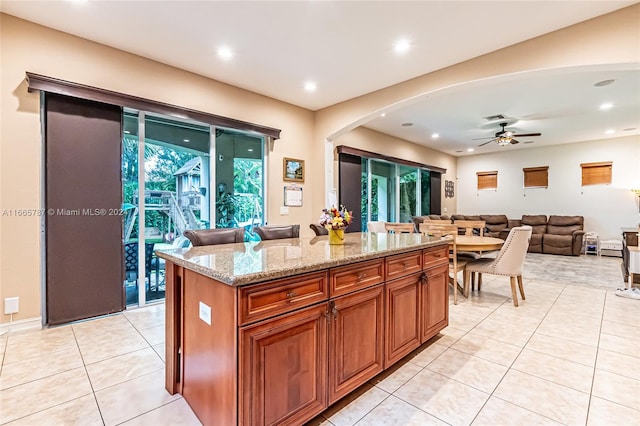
<box><xmin>156</xmin><ymin>232</ymin><xmax>447</xmax><ymax>286</ymax></box>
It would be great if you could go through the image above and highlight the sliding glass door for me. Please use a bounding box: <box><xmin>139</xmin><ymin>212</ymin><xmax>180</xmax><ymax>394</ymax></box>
<box><xmin>362</xmin><ymin>159</ymin><xmax>432</xmax><ymax>230</ymax></box>
<box><xmin>122</xmin><ymin>113</ymin><xmax>211</xmax><ymax>306</ymax></box>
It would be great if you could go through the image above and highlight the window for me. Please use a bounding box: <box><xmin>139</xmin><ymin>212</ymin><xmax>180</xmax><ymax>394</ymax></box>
<box><xmin>523</xmin><ymin>166</ymin><xmax>549</xmax><ymax>188</ymax></box>
<box><xmin>477</xmin><ymin>171</ymin><xmax>497</xmax><ymax>190</ymax></box>
<box><xmin>581</xmin><ymin>162</ymin><xmax>612</xmax><ymax>186</ymax></box>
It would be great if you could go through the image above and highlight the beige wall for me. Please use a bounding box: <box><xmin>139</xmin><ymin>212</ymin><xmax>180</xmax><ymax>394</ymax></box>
<box><xmin>0</xmin><ymin>14</ymin><xmax>318</xmax><ymax>323</ymax></box>
<box><xmin>315</xmin><ymin>4</ymin><xmax>640</xmax><ymax>201</ymax></box>
<box><xmin>1</xmin><ymin>4</ymin><xmax>639</xmax><ymax>325</ymax></box>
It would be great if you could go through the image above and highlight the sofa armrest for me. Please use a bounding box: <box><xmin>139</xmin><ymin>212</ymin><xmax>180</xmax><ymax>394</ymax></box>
<box><xmin>572</xmin><ymin>230</ymin><xmax>586</xmax><ymax>256</ymax></box>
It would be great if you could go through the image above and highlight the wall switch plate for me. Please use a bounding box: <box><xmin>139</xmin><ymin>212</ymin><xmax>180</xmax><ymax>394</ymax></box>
<box><xmin>199</xmin><ymin>301</ymin><xmax>211</xmax><ymax>325</ymax></box>
<box><xmin>280</xmin><ymin>206</ymin><xmax>289</xmax><ymax>215</ymax></box>
<box><xmin>4</xmin><ymin>297</ymin><xmax>19</xmax><ymax>314</ymax></box>
<box><xmin>443</xmin><ymin>207</ymin><xmax>448</xmax><ymax>212</ymax></box>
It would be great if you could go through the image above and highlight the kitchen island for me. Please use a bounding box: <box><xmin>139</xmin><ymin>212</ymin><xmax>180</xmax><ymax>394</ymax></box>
<box><xmin>157</xmin><ymin>232</ymin><xmax>449</xmax><ymax>426</ymax></box>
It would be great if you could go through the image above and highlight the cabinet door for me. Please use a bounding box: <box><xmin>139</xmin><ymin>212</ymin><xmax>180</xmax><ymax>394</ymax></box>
<box><xmin>240</xmin><ymin>303</ymin><xmax>328</xmax><ymax>426</ymax></box>
<box><xmin>385</xmin><ymin>274</ymin><xmax>421</xmax><ymax>367</ymax></box>
<box><xmin>420</xmin><ymin>263</ymin><xmax>449</xmax><ymax>343</ymax></box>
<box><xmin>329</xmin><ymin>285</ymin><xmax>384</xmax><ymax>404</ymax></box>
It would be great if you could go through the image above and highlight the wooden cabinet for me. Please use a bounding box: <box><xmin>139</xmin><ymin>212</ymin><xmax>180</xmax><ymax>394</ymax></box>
<box><xmin>240</xmin><ymin>303</ymin><xmax>328</xmax><ymax>426</ymax></box>
<box><xmin>328</xmin><ymin>285</ymin><xmax>384</xmax><ymax>404</ymax></box>
<box><xmin>385</xmin><ymin>274</ymin><xmax>421</xmax><ymax>367</ymax></box>
<box><xmin>420</xmin><ymin>263</ymin><xmax>449</xmax><ymax>342</ymax></box>
<box><xmin>239</xmin><ymin>271</ymin><xmax>329</xmax><ymax>325</ymax></box>
<box><xmin>165</xmin><ymin>242</ymin><xmax>449</xmax><ymax>426</ymax></box>
<box><xmin>385</xmin><ymin>251</ymin><xmax>422</xmax><ymax>280</ymax></box>
<box><xmin>330</xmin><ymin>258</ymin><xmax>384</xmax><ymax>297</ymax></box>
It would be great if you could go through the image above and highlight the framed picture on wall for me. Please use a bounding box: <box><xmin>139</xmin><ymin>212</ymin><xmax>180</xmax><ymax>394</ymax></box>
<box><xmin>283</xmin><ymin>157</ymin><xmax>305</xmax><ymax>182</ymax></box>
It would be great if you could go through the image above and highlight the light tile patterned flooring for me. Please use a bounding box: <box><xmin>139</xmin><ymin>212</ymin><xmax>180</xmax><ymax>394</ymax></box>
<box><xmin>0</xmin><ymin>253</ymin><xmax>638</xmax><ymax>425</ymax></box>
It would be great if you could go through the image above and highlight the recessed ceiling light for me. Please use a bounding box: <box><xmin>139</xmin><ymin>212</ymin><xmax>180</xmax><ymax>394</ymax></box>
<box><xmin>304</xmin><ymin>81</ymin><xmax>317</xmax><ymax>92</ymax></box>
<box><xmin>605</xmin><ymin>129</ymin><xmax>615</xmax><ymax>135</ymax></box>
<box><xmin>431</xmin><ymin>133</ymin><xmax>439</xmax><ymax>139</ymax></box>
<box><xmin>599</xmin><ymin>102</ymin><xmax>613</xmax><ymax>110</ymax></box>
<box><xmin>394</xmin><ymin>39</ymin><xmax>411</xmax><ymax>54</ymax></box>
<box><xmin>467</xmin><ymin>148</ymin><xmax>474</xmax><ymax>152</ymax></box>
<box><xmin>401</xmin><ymin>122</ymin><xmax>413</xmax><ymax>127</ymax></box>
<box><xmin>183</xmin><ymin>139</ymin><xmax>190</xmax><ymax>142</ymax></box>
<box><xmin>594</xmin><ymin>79</ymin><xmax>615</xmax><ymax>87</ymax></box>
<box><xmin>217</xmin><ymin>47</ymin><xmax>233</xmax><ymax>60</ymax></box>
<box><xmin>380</xmin><ymin>113</ymin><xmax>386</xmax><ymax>117</ymax></box>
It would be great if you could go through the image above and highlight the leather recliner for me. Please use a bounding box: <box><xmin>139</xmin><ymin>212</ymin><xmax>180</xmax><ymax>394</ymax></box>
<box><xmin>543</xmin><ymin>215</ymin><xmax>585</xmax><ymax>256</ymax></box>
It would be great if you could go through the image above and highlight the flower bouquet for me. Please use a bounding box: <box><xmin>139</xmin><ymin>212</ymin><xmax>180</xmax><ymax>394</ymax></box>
<box><xmin>319</xmin><ymin>206</ymin><xmax>353</xmax><ymax>245</ymax></box>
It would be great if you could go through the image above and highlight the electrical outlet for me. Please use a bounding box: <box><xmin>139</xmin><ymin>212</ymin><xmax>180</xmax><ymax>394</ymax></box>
<box><xmin>280</xmin><ymin>206</ymin><xmax>289</xmax><ymax>215</ymax></box>
<box><xmin>4</xmin><ymin>297</ymin><xmax>19</xmax><ymax>314</ymax></box>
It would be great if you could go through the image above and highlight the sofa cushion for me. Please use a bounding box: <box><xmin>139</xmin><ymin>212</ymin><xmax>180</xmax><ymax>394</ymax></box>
<box><xmin>521</xmin><ymin>215</ymin><xmax>547</xmax><ymax>235</ymax></box>
<box><xmin>480</xmin><ymin>215</ymin><xmax>508</xmax><ymax>238</ymax></box>
<box><xmin>543</xmin><ymin>234</ymin><xmax>575</xmax><ymax>255</ymax></box>
<box><xmin>547</xmin><ymin>215</ymin><xmax>584</xmax><ymax>235</ymax></box>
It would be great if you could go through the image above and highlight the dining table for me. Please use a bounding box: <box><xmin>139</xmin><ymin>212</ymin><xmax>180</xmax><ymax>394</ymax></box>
<box><xmin>447</xmin><ymin>235</ymin><xmax>505</xmax><ymax>297</ymax></box>
<box><xmin>454</xmin><ymin>235</ymin><xmax>505</xmax><ymax>252</ymax></box>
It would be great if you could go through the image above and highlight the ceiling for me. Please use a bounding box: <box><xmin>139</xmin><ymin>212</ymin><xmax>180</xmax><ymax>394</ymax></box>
<box><xmin>2</xmin><ymin>1</ymin><xmax>639</xmax><ymax>156</ymax></box>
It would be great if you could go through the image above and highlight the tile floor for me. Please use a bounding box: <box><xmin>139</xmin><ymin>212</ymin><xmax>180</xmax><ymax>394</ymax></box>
<box><xmin>0</xmin><ymin>253</ymin><xmax>638</xmax><ymax>425</ymax></box>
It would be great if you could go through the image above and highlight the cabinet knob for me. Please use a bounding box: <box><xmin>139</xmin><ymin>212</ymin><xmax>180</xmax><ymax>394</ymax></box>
<box><xmin>332</xmin><ymin>304</ymin><xmax>338</xmax><ymax>319</ymax></box>
<box><xmin>357</xmin><ymin>272</ymin><xmax>367</xmax><ymax>280</ymax></box>
<box><xmin>286</xmin><ymin>291</ymin><xmax>298</xmax><ymax>299</ymax></box>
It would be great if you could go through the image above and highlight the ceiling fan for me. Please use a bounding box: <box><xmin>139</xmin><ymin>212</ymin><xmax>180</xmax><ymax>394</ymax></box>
<box><xmin>475</xmin><ymin>122</ymin><xmax>542</xmax><ymax>147</ymax></box>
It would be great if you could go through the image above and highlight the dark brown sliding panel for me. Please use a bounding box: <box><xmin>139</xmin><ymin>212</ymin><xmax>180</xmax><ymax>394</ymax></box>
<box><xmin>45</xmin><ymin>94</ymin><xmax>124</xmax><ymax>325</ymax></box>
<box><xmin>430</xmin><ymin>173</ymin><xmax>442</xmax><ymax>215</ymax></box>
<box><xmin>338</xmin><ymin>152</ymin><xmax>363</xmax><ymax>233</ymax></box>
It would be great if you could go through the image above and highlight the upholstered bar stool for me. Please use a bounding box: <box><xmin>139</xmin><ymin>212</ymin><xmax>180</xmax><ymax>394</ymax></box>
<box><xmin>183</xmin><ymin>227</ymin><xmax>245</xmax><ymax>246</ymax></box>
<box><xmin>253</xmin><ymin>224</ymin><xmax>300</xmax><ymax>240</ymax></box>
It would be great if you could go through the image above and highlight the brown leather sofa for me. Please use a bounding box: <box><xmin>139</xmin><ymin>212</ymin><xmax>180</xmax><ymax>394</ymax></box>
<box><xmin>416</xmin><ymin>213</ymin><xmax>585</xmax><ymax>256</ymax></box>
<box><xmin>543</xmin><ymin>215</ymin><xmax>585</xmax><ymax>256</ymax></box>
<box><xmin>501</xmin><ymin>215</ymin><xmax>585</xmax><ymax>256</ymax></box>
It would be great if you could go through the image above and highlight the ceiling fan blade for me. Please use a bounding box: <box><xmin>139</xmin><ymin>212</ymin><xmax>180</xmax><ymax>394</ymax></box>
<box><xmin>510</xmin><ymin>139</ymin><xmax>520</xmax><ymax>144</ymax></box>
<box><xmin>513</xmin><ymin>132</ymin><xmax>541</xmax><ymax>137</ymax></box>
<box><xmin>472</xmin><ymin>136</ymin><xmax>494</xmax><ymax>140</ymax></box>
<box><xmin>478</xmin><ymin>138</ymin><xmax>496</xmax><ymax>147</ymax></box>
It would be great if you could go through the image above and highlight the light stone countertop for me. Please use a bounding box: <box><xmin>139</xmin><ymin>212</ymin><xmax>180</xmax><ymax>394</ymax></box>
<box><xmin>156</xmin><ymin>231</ymin><xmax>447</xmax><ymax>286</ymax></box>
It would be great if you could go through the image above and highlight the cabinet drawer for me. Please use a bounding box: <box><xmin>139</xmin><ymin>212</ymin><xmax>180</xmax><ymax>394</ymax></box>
<box><xmin>385</xmin><ymin>251</ymin><xmax>423</xmax><ymax>280</ymax></box>
<box><xmin>423</xmin><ymin>245</ymin><xmax>449</xmax><ymax>269</ymax></box>
<box><xmin>239</xmin><ymin>271</ymin><xmax>329</xmax><ymax>325</ymax></box>
<box><xmin>330</xmin><ymin>259</ymin><xmax>384</xmax><ymax>297</ymax></box>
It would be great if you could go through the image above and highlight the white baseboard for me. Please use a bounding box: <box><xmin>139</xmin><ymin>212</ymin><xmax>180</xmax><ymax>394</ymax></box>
<box><xmin>0</xmin><ymin>317</ymin><xmax>42</xmax><ymax>335</ymax></box>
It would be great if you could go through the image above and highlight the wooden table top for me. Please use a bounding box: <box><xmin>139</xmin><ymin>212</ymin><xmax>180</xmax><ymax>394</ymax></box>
<box><xmin>451</xmin><ymin>235</ymin><xmax>504</xmax><ymax>251</ymax></box>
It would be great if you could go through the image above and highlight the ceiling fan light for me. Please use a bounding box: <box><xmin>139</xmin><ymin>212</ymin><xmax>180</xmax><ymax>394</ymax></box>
<box><xmin>497</xmin><ymin>137</ymin><xmax>511</xmax><ymax>146</ymax></box>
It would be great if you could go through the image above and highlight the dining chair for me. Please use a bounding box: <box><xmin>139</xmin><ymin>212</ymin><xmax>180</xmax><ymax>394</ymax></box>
<box><xmin>253</xmin><ymin>224</ymin><xmax>300</xmax><ymax>240</ymax></box>
<box><xmin>309</xmin><ymin>223</ymin><xmax>328</xmax><ymax>236</ymax></box>
<box><xmin>183</xmin><ymin>227</ymin><xmax>245</xmax><ymax>246</ymax></box>
<box><xmin>453</xmin><ymin>220</ymin><xmax>486</xmax><ymax>236</ymax></box>
<box><xmin>384</xmin><ymin>222</ymin><xmax>415</xmax><ymax>233</ymax></box>
<box><xmin>420</xmin><ymin>222</ymin><xmax>469</xmax><ymax>304</ymax></box>
<box><xmin>426</xmin><ymin>219</ymin><xmax>453</xmax><ymax>225</ymax></box>
<box><xmin>367</xmin><ymin>221</ymin><xmax>387</xmax><ymax>233</ymax></box>
<box><xmin>463</xmin><ymin>225</ymin><xmax>532</xmax><ymax>306</ymax></box>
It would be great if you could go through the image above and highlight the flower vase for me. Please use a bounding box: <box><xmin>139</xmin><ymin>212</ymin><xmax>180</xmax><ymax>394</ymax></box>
<box><xmin>328</xmin><ymin>228</ymin><xmax>345</xmax><ymax>245</ymax></box>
